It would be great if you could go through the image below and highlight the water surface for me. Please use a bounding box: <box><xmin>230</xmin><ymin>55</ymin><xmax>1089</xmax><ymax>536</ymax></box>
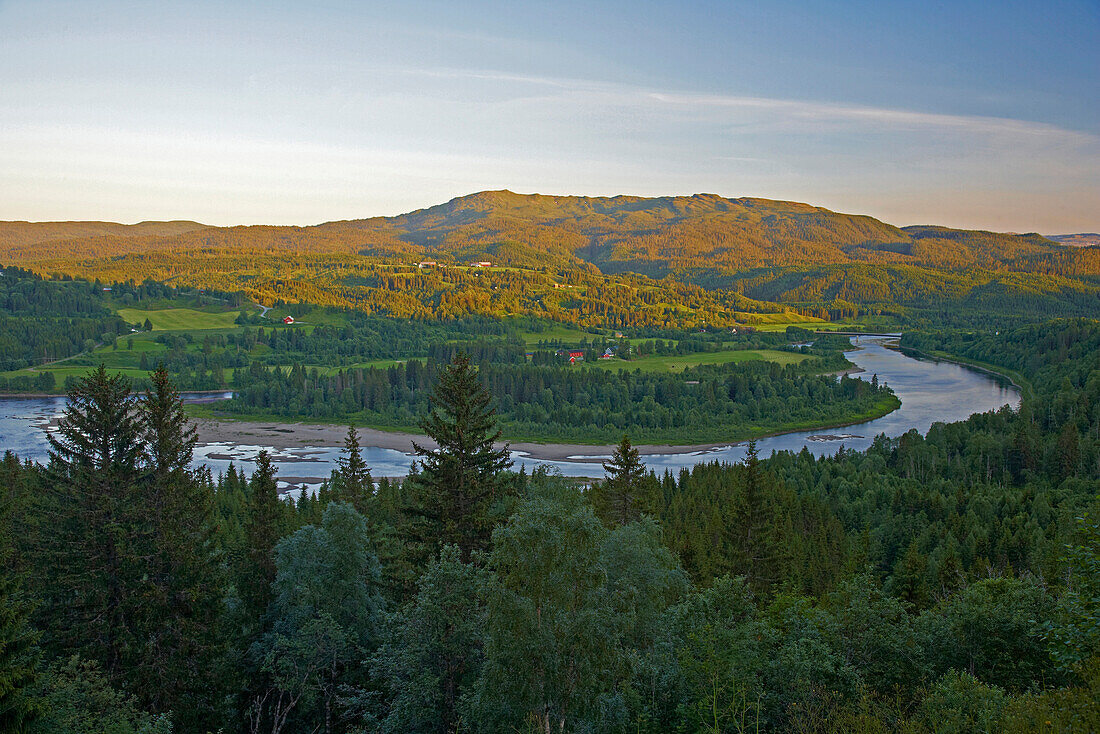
<box><xmin>0</xmin><ymin>339</ymin><xmax>1020</xmax><ymax>487</ymax></box>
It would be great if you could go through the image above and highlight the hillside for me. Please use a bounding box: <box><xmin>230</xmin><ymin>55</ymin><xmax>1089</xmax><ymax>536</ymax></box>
<box><xmin>0</xmin><ymin>219</ymin><xmax>206</xmax><ymax>250</ymax></box>
<box><xmin>1049</xmin><ymin>233</ymin><xmax>1100</xmax><ymax>248</ymax></box>
<box><xmin>0</xmin><ymin>192</ymin><xmax>1070</xmax><ymax>275</ymax></box>
<box><xmin>0</xmin><ymin>192</ymin><xmax>1094</xmax><ymax>328</ymax></box>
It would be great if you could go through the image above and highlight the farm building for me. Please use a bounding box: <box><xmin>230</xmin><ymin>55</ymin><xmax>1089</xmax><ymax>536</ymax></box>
<box><xmin>283</xmin><ymin>315</ymin><xmax>295</xmax><ymax>324</ymax></box>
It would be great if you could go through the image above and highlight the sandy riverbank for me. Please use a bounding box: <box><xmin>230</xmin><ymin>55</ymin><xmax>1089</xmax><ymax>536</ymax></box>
<box><xmin>191</xmin><ymin>417</ymin><xmax>743</xmax><ymax>463</ymax></box>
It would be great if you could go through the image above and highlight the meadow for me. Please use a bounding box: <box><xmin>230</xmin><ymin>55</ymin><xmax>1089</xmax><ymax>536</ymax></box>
<box><xmin>586</xmin><ymin>348</ymin><xmax>809</xmax><ymax>372</ymax></box>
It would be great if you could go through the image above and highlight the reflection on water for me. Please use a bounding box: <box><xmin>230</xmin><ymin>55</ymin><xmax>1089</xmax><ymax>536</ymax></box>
<box><xmin>0</xmin><ymin>340</ymin><xmax>1020</xmax><ymax>485</ymax></box>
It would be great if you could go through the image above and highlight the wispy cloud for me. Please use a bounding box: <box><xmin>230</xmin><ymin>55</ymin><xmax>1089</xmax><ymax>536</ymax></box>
<box><xmin>401</xmin><ymin>66</ymin><xmax>1097</xmax><ymax>144</ymax></box>
<box><xmin>646</xmin><ymin>91</ymin><xmax>1095</xmax><ymax>142</ymax></box>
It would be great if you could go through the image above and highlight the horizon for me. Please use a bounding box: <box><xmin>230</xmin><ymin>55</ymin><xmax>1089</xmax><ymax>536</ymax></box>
<box><xmin>1</xmin><ymin>1</ymin><xmax>1097</xmax><ymax>233</ymax></box>
<box><xmin>0</xmin><ymin>188</ymin><xmax>1083</xmax><ymax>236</ymax></box>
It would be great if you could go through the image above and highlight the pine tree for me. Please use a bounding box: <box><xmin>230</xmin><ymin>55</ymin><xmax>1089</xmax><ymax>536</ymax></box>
<box><xmin>735</xmin><ymin>439</ymin><xmax>789</xmax><ymax>595</ymax></box>
<box><xmin>335</xmin><ymin>423</ymin><xmax>372</xmax><ymax>513</ymax></box>
<box><xmin>132</xmin><ymin>367</ymin><xmax>223</xmax><ymax>726</ymax></box>
<box><xmin>240</xmin><ymin>450</ymin><xmax>283</xmax><ymax>625</ymax></box>
<box><xmin>44</xmin><ymin>364</ymin><xmax>143</xmax><ymax>678</ymax></box>
<box><xmin>0</xmin><ymin>472</ymin><xmax>39</xmax><ymax>733</ymax></box>
<box><xmin>403</xmin><ymin>353</ymin><xmax>511</xmax><ymax>562</ymax></box>
<box><xmin>891</xmin><ymin>541</ymin><xmax>931</xmax><ymax>609</ymax></box>
<box><xmin>591</xmin><ymin>435</ymin><xmax>650</xmax><ymax>526</ymax></box>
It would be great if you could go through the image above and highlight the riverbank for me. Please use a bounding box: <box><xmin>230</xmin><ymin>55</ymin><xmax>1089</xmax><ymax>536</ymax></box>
<box><xmin>191</xmin><ymin>416</ymin><xmax>730</xmax><ymax>463</ymax></box>
<box><xmin>192</xmin><ymin>393</ymin><xmax>901</xmax><ymax>463</ymax></box>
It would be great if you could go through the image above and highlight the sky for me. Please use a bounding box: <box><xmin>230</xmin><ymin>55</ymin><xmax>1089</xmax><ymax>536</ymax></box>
<box><xmin>1</xmin><ymin>0</ymin><xmax>1097</xmax><ymax>233</ymax></box>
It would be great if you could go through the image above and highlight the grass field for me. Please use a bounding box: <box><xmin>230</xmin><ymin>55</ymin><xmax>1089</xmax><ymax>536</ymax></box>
<box><xmin>311</xmin><ymin>359</ymin><xmax>409</xmax><ymax>375</ymax></box>
<box><xmin>1</xmin><ymin>331</ymin><xmax>226</xmax><ymax>386</ymax></box>
<box><xmin>736</xmin><ymin>312</ymin><xmax>824</xmax><ymax>326</ymax></box>
<box><xmin>117</xmin><ymin>307</ymin><xmax>242</xmax><ymax>330</ymax></box>
<box><xmin>518</xmin><ymin>325</ymin><xmax>606</xmax><ymax>346</ymax></box>
<box><xmin>752</xmin><ymin>321</ymin><xmax>852</xmax><ymax>333</ymax></box>
<box><xmin>587</xmin><ymin>348</ymin><xmax>811</xmax><ymax>373</ymax></box>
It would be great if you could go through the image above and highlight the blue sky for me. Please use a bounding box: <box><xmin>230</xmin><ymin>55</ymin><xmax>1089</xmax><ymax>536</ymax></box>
<box><xmin>1</xmin><ymin>0</ymin><xmax>1097</xmax><ymax>232</ymax></box>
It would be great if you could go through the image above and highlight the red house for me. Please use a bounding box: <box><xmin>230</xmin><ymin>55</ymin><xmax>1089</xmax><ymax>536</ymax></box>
<box><xmin>568</xmin><ymin>350</ymin><xmax>584</xmax><ymax>364</ymax></box>
<box><xmin>283</xmin><ymin>316</ymin><xmax>295</xmax><ymax>324</ymax></box>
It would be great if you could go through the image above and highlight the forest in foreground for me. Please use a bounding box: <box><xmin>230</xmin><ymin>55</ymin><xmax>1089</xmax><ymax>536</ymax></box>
<box><xmin>1</xmin><ymin>318</ymin><xmax>1098</xmax><ymax>733</ymax></box>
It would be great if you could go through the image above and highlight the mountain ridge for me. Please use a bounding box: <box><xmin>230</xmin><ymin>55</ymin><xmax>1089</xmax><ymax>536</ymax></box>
<box><xmin>1</xmin><ymin>191</ymin><xmax>1086</xmax><ymax>278</ymax></box>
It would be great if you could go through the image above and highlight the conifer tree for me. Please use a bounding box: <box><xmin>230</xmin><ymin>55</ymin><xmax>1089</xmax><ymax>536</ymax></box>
<box><xmin>735</xmin><ymin>439</ymin><xmax>788</xmax><ymax>595</ymax></box>
<box><xmin>132</xmin><ymin>367</ymin><xmax>223</xmax><ymax>725</ymax></box>
<box><xmin>591</xmin><ymin>435</ymin><xmax>650</xmax><ymax>527</ymax></box>
<box><xmin>44</xmin><ymin>364</ymin><xmax>142</xmax><ymax>677</ymax></box>
<box><xmin>0</xmin><ymin>474</ymin><xmax>38</xmax><ymax>733</ymax></box>
<box><xmin>336</xmin><ymin>423</ymin><xmax>372</xmax><ymax>513</ymax></box>
<box><xmin>240</xmin><ymin>450</ymin><xmax>283</xmax><ymax>624</ymax></box>
<box><xmin>404</xmin><ymin>353</ymin><xmax>511</xmax><ymax>562</ymax></box>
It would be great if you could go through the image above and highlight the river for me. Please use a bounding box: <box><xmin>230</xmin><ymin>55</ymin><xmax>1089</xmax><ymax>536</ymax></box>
<box><xmin>0</xmin><ymin>338</ymin><xmax>1020</xmax><ymax>494</ymax></box>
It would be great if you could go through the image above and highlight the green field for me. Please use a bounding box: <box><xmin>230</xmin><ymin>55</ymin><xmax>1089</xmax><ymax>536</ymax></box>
<box><xmin>518</xmin><ymin>324</ymin><xmax>607</xmax><ymax>346</ymax></box>
<box><xmin>310</xmin><ymin>359</ymin><xmax>409</xmax><ymax>375</ymax></box>
<box><xmin>736</xmin><ymin>312</ymin><xmax>825</xmax><ymax>326</ymax></box>
<box><xmin>587</xmin><ymin>348</ymin><xmax>811</xmax><ymax>373</ymax></box>
<box><xmin>117</xmin><ymin>307</ymin><xmax>244</xmax><ymax>330</ymax></box>
<box><xmin>752</xmin><ymin>321</ymin><xmax>851</xmax><ymax>333</ymax></box>
<box><xmin>1</xmin><ymin>331</ymin><xmax>228</xmax><ymax>387</ymax></box>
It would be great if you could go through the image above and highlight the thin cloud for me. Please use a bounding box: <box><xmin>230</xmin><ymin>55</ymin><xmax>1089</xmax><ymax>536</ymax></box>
<box><xmin>402</xmin><ymin>66</ymin><xmax>1096</xmax><ymax>144</ymax></box>
<box><xmin>647</xmin><ymin>91</ymin><xmax>1095</xmax><ymax>142</ymax></box>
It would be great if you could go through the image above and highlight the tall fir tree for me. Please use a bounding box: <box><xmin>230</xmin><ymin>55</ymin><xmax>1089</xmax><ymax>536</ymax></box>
<box><xmin>132</xmin><ymin>367</ymin><xmax>223</xmax><ymax>727</ymax></box>
<box><xmin>591</xmin><ymin>435</ymin><xmax>651</xmax><ymax>527</ymax></box>
<box><xmin>734</xmin><ymin>439</ymin><xmax>789</xmax><ymax>595</ymax></box>
<box><xmin>335</xmin><ymin>424</ymin><xmax>373</xmax><ymax>514</ymax></box>
<box><xmin>43</xmin><ymin>364</ymin><xmax>143</xmax><ymax>679</ymax></box>
<box><xmin>403</xmin><ymin>353</ymin><xmax>511</xmax><ymax>562</ymax></box>
<box><xmin>0</xmin><ymin>463</ymin><xmax>39</xmax><ymax>733</ymax></box>
<box><xmin>240</xmin><ymin>450</ymin><xmax>283</xmax><ymax>626</ymax></box>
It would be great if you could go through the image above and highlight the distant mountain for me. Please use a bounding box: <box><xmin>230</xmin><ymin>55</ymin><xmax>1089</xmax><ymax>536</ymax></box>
<box><xmin>0</xmin><ymin>220</ymin><xmax>206</xmax><ymax>249</ymax></box>
<box><xmin>1048</xmin><ymin>233</ymin><xmax>1100</xmax><ymax>248</ymax></box>
<box><xmin>0</xmin><ymin>192</ymin><xmax>1086</xmax><ymax>277</ymax></box>
<box><xmin>341</xmin><ymin>191</ymin><xmax>1067</xmax><ymax>275</ymax></box>
<box><xmin>1</xmin><ymin>192</ymin><xmax>1096</xmax><ymax>327</ymax></box>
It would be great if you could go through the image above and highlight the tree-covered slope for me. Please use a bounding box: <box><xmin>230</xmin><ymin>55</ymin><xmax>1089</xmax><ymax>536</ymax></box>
<box><xmin>3</xmin><ymin>192</ymin><xmax>1094</xmax><ymax>328</ymax></box>
<box><xmin>0</xmin><ymin>191</ymin><xmax>1073</xmax><ymax>275</ymax></box>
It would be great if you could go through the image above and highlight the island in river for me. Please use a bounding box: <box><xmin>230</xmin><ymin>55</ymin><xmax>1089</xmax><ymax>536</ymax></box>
<box><xmin>3</xmin><ymin>339</ymin><xmax>1020</xmax><ymax>490</ymax></box>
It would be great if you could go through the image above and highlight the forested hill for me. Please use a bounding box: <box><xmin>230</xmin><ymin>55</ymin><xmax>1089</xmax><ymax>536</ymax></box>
<box><xmin>1048</xmin><ymin>233</ymin><xmax>1100</xmax><ymax>248</ymax></box>
<box><xmin>0</xmin><ymin>220</ymin><xmax>206</xmax><ymax>252</ymax></box>
<box><xmin>0</xmin><ymin>191</ymin><xmax>1085</xmax><ymax>277</ymax></box>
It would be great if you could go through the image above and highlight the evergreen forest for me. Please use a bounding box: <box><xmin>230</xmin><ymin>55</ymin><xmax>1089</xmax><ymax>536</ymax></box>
<box><xmin>1</xmin><ymin>319</ymin><xmax>1098</xmax><ymax>732</ymax></box>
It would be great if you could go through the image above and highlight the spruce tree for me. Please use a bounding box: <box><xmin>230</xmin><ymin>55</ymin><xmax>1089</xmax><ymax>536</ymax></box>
<box><xmin>240</xmin><ymin>450</ymin><xmax>283</xmax><ymax>624</ymax></box>
<box><xmin>44</xmin><ymin>364</ymin><xmax>143</xmax><ymax>678</ymax></box>
<box><xmin>591</xmin><ymin>435</ymin><xmax>650</xmax><ymax>527</ymax></box>
<box><xmin>0</xmin><ymin>473</ymin><xmax>39</xmax><ymax>733</ymax></box>
<box><xmin>133</xmin><ymin>367</ymin><xmax>223</xmax><ymax>726</ymax></box>
<box><xmin>336</xmin><ymin>423</ymin><xmax>372</xmax><ymax>513</ymax></box>
<box><xmin>733</xmin><ymin>439</ymin><xmax>789</xmax><ymax>595</ymax></box>
<box><xmin>403</xmin><ymin>353</ymin><xmax>511</xmax><ymax>562</ymax></box>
